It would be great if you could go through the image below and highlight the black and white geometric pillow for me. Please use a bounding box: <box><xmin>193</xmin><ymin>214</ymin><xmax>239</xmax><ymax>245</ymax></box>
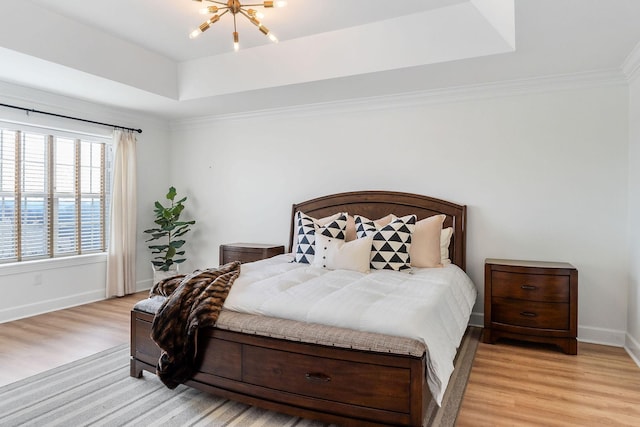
<box><xmin>294</xmin><ymin>211</ymin><xmax>348</xmax><ymax>264</ymax></box>
<box><xmin>354</xmin><ymin>215</ymin><xmax>378</xmax><ymax>239</ymax></box>
<box><xmin>355</xmin><ymin>214</ymin><xmax>417</xmax><ymax>271</ymax></box>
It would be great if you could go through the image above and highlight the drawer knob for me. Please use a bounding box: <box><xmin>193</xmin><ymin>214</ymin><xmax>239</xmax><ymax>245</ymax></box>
<box><xmin>305</xmin><ymin>372</ymin><xmax>332</xmax><ymax>383</ymax></box>
<box><xmin>520</xmin><ymin>311</ymin><xmax>537</xmax><ymax>317</ymax></box>
<box><xmin>521</xmin><ymin>284</ymin><xmax>537</xmax><ymax>291</ymax></box>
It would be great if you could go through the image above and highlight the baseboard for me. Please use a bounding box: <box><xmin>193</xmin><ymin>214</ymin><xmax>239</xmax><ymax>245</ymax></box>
<box><xmin>577</xmin><ymin>325</ymin><xmax>626</xmax><ymax>347</ymax></box>
<box><xmin>625</xmin><ymin>333</ymin><xmax>640</xmax><ymax>368</ymax></box>
<box><xmin>0</xmin><ymin>289</ymin><xmax>105</xmax><ymax>324</ymax></box>
<box><xmin>136</xmin><ymin>278</ymin><xmax>153</xmax><ymax>293</ymax></box>
<box><xmin>469</xmin><ymin>312</ymin><xmax>484</xmax><ymax>328</ymax></box>
<box><xmin>0</xmin><ymin>279</ymin><xmax>153</xmax><ymax>324</ymax></box>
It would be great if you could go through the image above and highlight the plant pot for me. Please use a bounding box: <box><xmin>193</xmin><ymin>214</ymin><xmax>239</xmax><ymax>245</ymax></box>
<box><xmin>152</xmin><ymin>263</ymin><xmax>180</xmax><ymax>285</ymax></box>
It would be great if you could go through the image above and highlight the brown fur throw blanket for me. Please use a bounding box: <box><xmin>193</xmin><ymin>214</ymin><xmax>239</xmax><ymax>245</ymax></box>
<box><xmin>149</xmin><ymin>261</ymin><xmax>241</xmax><ymax>389</ymax></box>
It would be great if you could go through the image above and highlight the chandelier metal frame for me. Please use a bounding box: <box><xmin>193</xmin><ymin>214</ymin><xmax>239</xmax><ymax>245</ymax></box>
<box><xmin>190</xmin><ymin>0</ymin><xmax>284</xmax><ymax>51</ymax></box>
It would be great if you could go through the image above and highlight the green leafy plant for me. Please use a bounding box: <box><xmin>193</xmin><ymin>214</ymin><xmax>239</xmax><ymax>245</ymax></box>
<box><xmin>144</xmin><ymin>187</ymin><xmax>196</xmax><ymax>271</ymax></box>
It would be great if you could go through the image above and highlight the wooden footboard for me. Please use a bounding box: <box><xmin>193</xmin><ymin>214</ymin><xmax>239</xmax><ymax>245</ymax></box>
<box><xmin>131</xmin><ymin>310</ymin><xmax>430</xmax><ymax>426</ymax></box>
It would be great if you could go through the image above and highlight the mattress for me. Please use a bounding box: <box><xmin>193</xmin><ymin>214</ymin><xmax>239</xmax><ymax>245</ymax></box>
<box><xmin>134</xmin><ymin>297</ymin><xmax>427</xmax><ymax>357</ymax></box>
<box><xmin>223</xmin><ymin>254</ymin><xmax>477</xmax><ymax>405</ymax></box>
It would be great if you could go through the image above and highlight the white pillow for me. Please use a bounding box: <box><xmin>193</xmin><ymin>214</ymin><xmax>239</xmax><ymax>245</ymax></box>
<box><xmin>441</xmin><ymin>227</ymin><xmax>453</xmax><ymax>265</ymax></box>
<box><xmin>313</xmin><ymin>233</ymin><xmax>373</xmax><ymax>273</ymax></box>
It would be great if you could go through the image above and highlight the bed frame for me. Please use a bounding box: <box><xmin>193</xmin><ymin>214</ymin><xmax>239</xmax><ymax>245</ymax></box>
<box><xmin>131</xmin><ymin>191</ymin><xmax>467</xmax><ymax>427</ymax></box>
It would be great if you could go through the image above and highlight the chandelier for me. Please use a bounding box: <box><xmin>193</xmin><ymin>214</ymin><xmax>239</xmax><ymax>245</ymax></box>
<box><xmin>189</xmin><ymin>0</ymin><xmax>287</xmax><ymax>51</ymax></box>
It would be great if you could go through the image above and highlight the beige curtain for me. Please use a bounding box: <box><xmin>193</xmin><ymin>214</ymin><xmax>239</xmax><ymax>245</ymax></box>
<box><xmin>106</xmin><ymin>130</ymin><xmax>137</xmax><ymax>297</ymax></box>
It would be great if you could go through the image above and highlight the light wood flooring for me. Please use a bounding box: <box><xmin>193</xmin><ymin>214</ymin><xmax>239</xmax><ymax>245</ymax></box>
<box><xmin>458</xmin><ymin>339</ymin><xmax>640</xmax><ymax>426</ymax></box>
<box><xmin>0</xmin><ymin>292</ymin><xmax>146</xmax><ymax>386</ymax></box>
<box><xmin>1</xmin><ymin>295</ymin><xmax>640</xmax><ymax>426</ymax></box>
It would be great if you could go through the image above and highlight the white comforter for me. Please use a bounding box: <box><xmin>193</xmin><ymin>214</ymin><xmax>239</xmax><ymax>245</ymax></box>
<box><xmin>223</xmin><ymin>254</ymin><xmax>477</xmax><ymax>405</ymax></box>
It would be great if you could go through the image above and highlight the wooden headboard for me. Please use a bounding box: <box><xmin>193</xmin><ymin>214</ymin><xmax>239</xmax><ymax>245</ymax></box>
<box><xmin>289</xmin><ymin>191</ymin><xmax>467</xmax><ymax>271</ymax></box>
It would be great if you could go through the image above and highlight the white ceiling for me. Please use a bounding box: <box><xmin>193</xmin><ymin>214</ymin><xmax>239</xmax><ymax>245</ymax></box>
<box><xmin>1</xmin><ymin>0</ymin><xmax>640</xmax><ymax>120</ymax></box>
<box><xmin>29</xmin><ymin>0</ymin><xmax>466</xmax><ymax>61</ymax></box>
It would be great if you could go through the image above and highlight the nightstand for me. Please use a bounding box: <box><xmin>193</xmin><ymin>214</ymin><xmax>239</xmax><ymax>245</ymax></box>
<box><xmin>219</xmin><ymin>243</ymin><xmax>285</xmax><ymax>265</ymax></box>
<box><xmin>483</xmin><ymin>258</ymin><xmax>578</xmax><ymax>354</ymax></box>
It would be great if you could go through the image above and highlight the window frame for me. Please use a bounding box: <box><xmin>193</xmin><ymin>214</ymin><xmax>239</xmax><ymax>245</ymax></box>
<box><xmin>0</xmin><ymin>121</ymin><xmax>112</xmax><ymax>264</ymax></box>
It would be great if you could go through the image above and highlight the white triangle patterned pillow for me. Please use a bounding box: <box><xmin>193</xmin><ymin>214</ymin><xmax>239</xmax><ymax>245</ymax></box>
<box><xmin>354</xmin><ymin>214</ymin><xmax>395</xmax><ymax>239</ymax></box>
<box><xmin>294</xmin><ymin>211</ymin><xmax>348</xmax><ymax>264</ymax></box>
<box><xmin>355</xmin><ymin>214</ymin><xmax>417</xmax><ymax>271</ymax></box>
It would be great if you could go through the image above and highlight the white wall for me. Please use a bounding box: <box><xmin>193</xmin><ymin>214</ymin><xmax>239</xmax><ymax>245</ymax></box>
<box><xmin>0</xmin><ymin>81</ymin><xmax>170</xmax><ymax>322</ymax></box>
<box><xmin>170</xmin><ymin>84</ymin><xmax>630</xmax><ymax>345</ymax></box>
<box><xmin>627</xmin><ymin>75</ymin><xmax>640</xmax><ymax>361</ymax></box>
<box><xmin>0</xmin><ymin>78</ymin><xmax>632</xmax><ymax>348</ymax></box>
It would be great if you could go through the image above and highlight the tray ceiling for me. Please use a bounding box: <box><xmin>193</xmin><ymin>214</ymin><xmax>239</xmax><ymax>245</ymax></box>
<box><xmin>1</xmin><ymin>0</ymin><xmax>639</xmax><ymax>119</ymax></box>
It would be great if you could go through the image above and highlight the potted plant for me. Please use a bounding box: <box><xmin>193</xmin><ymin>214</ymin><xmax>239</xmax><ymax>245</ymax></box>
<box><xmin>144</xmin><ymin>187</ymin><xmax>196</xmax><ymax>282</ymax></box>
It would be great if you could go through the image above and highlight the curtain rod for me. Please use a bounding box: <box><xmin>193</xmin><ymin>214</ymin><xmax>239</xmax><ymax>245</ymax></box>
<box><xmin>0</xmin><ymin>102</ymin><xmax>142</xmax><ymax>134</ymax></box>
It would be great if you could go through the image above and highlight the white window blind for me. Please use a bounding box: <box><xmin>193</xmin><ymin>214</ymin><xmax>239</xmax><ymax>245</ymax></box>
<box><xmin>0</xmin><ymin>124</ymin><xmax>111</xmax><ymax>263</ymax></box>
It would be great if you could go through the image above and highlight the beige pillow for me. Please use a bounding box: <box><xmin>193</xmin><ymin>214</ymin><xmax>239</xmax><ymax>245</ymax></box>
<box><xmin>374</xmin><ymin>214</ymin><xmax>395</xmax><ymax>227</ymax></box>
<box><xmin>345</xmin><ymin>215</ymin><xmax>357</xmax><ymax>241</ymax></box>
<box><xmin>313</xmin><ymin>233</ymin><xmax>373</xmax><ymax>273</ymax></box>
<box><xmin>441</xmin><ymin>227</ymin><xmax>453</xmax><ymax>265</ymax></box>
<box><xmin>409</xmin><ymin>214</ymin><xmax>446</xmax><ymax>268</ymax></box>
<box><xmin>317</xmin><ymin>213</ymin><xmax>344</xmax><ymax>226</ymax></box>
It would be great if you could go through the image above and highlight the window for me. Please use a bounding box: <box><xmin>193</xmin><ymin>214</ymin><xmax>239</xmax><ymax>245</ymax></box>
<box><xmin>0</xmin><ymin>124</ymin><xmax>111</xmax><ymax>263</ymax></box>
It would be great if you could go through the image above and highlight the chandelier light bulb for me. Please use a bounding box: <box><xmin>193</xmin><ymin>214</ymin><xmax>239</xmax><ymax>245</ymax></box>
<box><xmin>189</xmin><ymin>22</ymin><xmax>210</xmax><ymax>39</ymax></box>
<box><xmin>199</xmin><ymin>6</ymin><xmax>219</xmax><ymax>15</ymax></box>
<box><xmin>262</xmin><ymin>1</ymin><xmax>287</xmax><ymax>9</ymax></box>
<box><xmin>247</xmin><ymin>9</ymin><xmax>265</xmax><ymax>19</ymax></box>
<box><xmin>233</xmin><ymin>31</ymin><xmax>239</xmax><ymax>52</ymax></box>
<box><xmin>268</xmin><ymin>33</ymin><xmax>278</xmax><ymax>43</ymax></box>
<box><xmin>189</xmin><ymin>14</ymin><xmax>219</xmax><ymax>39</ymax></box>
<box><xmin>249</xmin><ymin>16</ymin><xmax>261</xmax><ymax>27</ymax></box>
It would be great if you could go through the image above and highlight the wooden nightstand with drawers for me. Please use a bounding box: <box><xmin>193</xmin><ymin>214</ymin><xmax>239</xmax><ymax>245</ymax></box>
<box><xmin>219</xmin><ymin>243</ymin><xmax>285</xmax><ymax>265</ymax></box>
<box><xmin>483</xmin><ymin>258</ymin><xmax>578</xmax><ymax>354</ymax></box>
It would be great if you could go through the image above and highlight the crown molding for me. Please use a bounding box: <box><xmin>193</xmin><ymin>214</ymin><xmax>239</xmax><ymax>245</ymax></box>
<box><xmin>171</xmin><ymin>69</ymin><xmax>627</xmax><ymax>131</ymax></box>
<box><xmin>623</xmin><ymin>40</ymin><xmax>640</xmax><ymax>84</ymax></box>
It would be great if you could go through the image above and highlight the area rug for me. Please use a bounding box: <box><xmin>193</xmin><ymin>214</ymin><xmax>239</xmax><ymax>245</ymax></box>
<box><xmin>0</xmin><ymin>327</ymin><xmax>481</xmax><ymax>427</ymax></box>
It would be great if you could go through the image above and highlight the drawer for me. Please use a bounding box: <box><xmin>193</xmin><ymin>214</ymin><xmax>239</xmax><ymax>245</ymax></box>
<box><xmin>492</xmin><ymin>298</ymin><xmax>569</xmax><ymax>330</ymax></box>
<box><xmin>134</xmin><ymin>314</ymin><xmax>242</xmax><ymax>381</ymax></box>
<box><xmin>222</xmin><ymin>249</ymin><xmax>265</xmax><ymax>264</ymax></box>
<box><xmin>133</xmin><ymin>315</ymin><xmax>161</xmax><ymax>366</ymax></box>
<box><xmin>242</xmin><ymin>345</ymin><xmax>411</xmax><ymax>413</ymax></box>
<box><xmin>197</xmin><ymin>338</ymin><xmax>242</xmax><ymax>381</ymax></box>
<box><xmin>220</xmin><ymin>244</ymin><xmax>285</xmax><ymax>265</ymax></box>
<box><xmin>492</xmin><ymin>270</ymin><xmax>569</xmax><ymax>302</ymax></box>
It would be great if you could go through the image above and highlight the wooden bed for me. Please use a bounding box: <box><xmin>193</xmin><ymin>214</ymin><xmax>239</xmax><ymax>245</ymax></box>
<box><xmin>130</xmin><ymin>190</ymin><xmax>467</xmax><ymax>427</ymax></box>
